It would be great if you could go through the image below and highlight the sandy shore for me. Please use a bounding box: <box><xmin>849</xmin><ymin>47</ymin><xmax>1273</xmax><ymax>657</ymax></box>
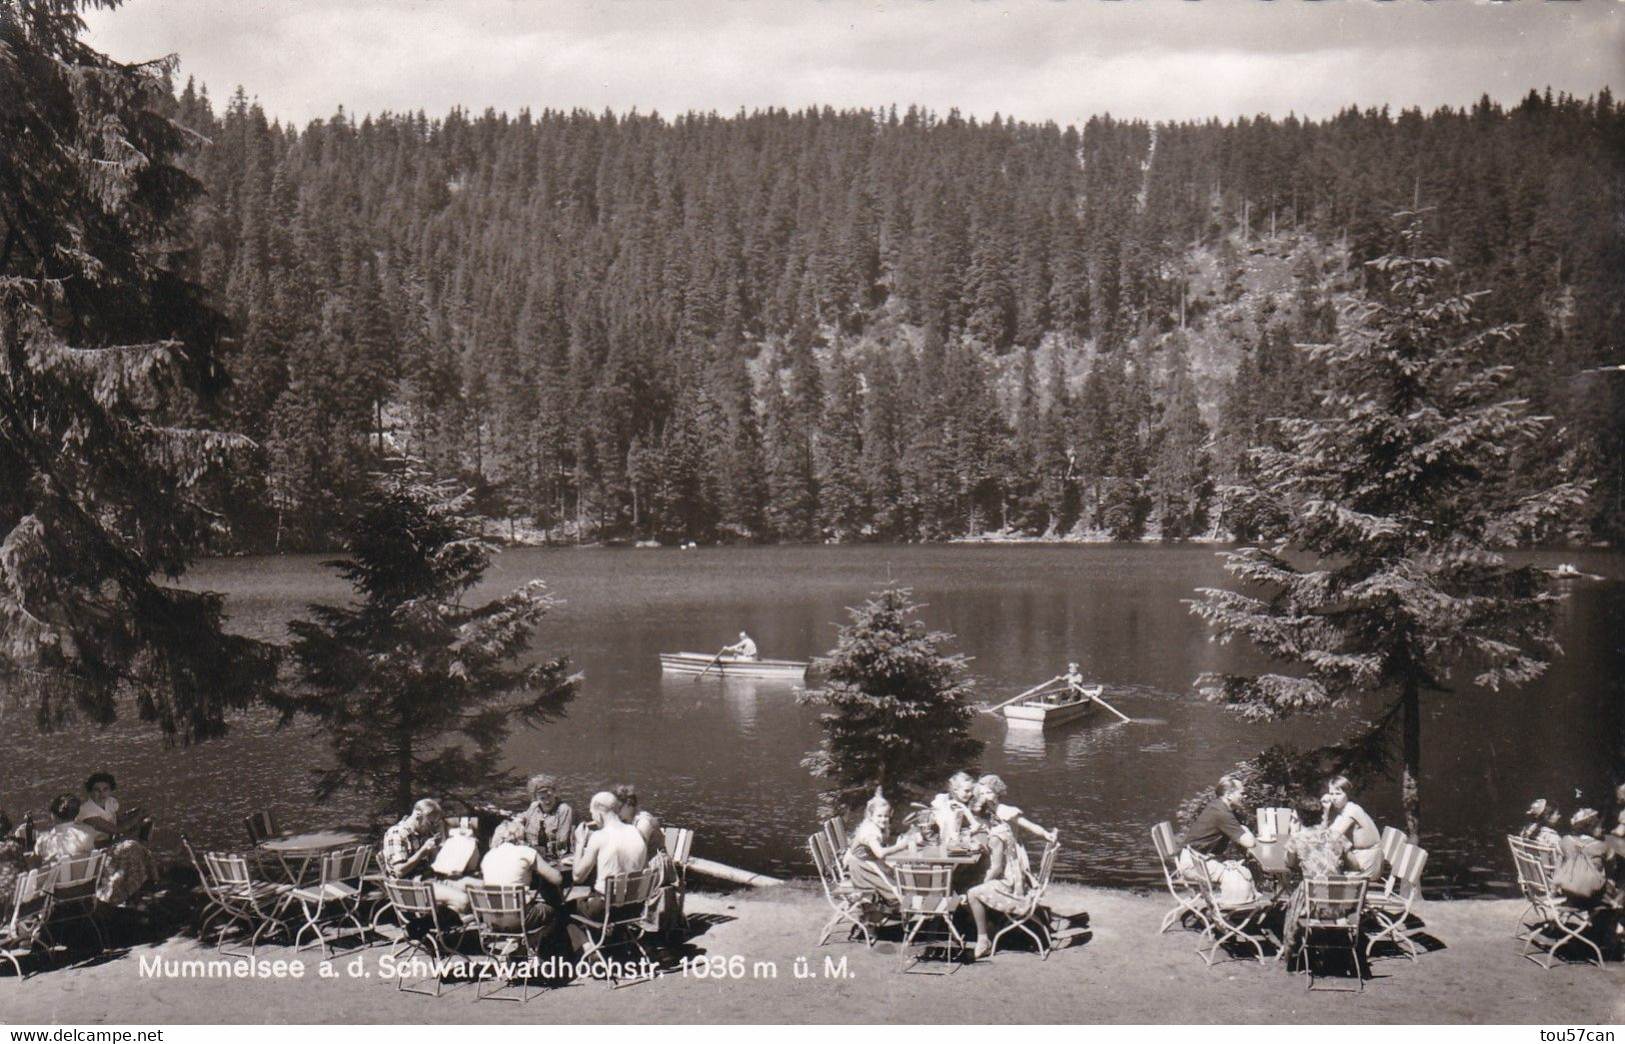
<box><xmin>6</xmin><ymin>884</ymin><xmax>1622</xmax><ymax>1024</ymax></box>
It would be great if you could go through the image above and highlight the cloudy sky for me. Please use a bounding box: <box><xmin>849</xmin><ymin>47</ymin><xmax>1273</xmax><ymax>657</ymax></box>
<box><xmin>85</xmin><ymin>0</ymin><xmax>1624</xmax><ymax>129</ymax></box>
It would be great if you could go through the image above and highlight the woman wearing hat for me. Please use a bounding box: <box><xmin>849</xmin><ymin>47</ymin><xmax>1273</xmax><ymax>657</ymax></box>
<box><xmin>1520</xmin><ymin>798</ymin><xmax>1564</xmax><ymax>848</ymax></box>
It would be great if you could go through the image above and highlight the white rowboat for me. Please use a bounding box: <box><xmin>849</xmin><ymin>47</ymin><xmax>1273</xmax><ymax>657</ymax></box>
<box><xmin>659</xmin><ymin>652</ymin><xmax>809</xmax><ymax>681</ymax></box>
<box><xmin>1002</xmin><ymin>684</ymin><xmax>1105</xmax><ymax>727</ymax></box>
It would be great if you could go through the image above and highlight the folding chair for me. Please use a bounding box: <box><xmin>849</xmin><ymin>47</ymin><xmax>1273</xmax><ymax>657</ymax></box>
<box><xmin>243</xmin><ymin>811</ymin><xmax>281</xmax><ymax>846</ymax></box>
<box><xmin>1152</xmin><ymin>822</ymin><xmax>1209</xmax><ymax>934</ymax></box>
<box><xmin>570</xmin><ymin>867</ymin><xmax>659</xmax><ymax>989</ymax></box>
<box><xmin>182</xmin><ymin>834</ymin><xmax>293</xmax><ymax>957</ymax></box>
<box><xmin>1366</xmin><ymin>842</ymin><xmax>1428</xmax><ymax>960</ymax></box>
<box><xmin>1508</xmin><ymin>836</ymin><xmax>1603</xmax><ymax>968</ymax></box>
<box><xmin>808</xmin><ymin>830</ymin><xmax>884</xmax><ymax>947</ymax></box>
<box><xmin>1294</xmin><ymin>875</ymin><xmax>1367</xmax><ymax>991</ymax></box>
<box><xmin>379</xmin><ymin>877</ymin><xmax>471</xmax><ymax>995</ymax></box>
<box><xmin>1255</xmin><ymin>807</ymin><xmax>1296</xmax><ymax>840</ymax></box>
<box><xmin>1508</xmin><ymin>834</ymin><xmax>1563</xmax><ymax>941</ymax></box>
<box><xmin>821</xmin><ymin>816</ymin><xmax>849</xmax><ymax>858</ymax></box>
<box><xmin>661</xmin><ymin>826</ymin><xmax>695</xmax><ymax>887</ymax></box>
<box><xmin>1378</xmin><ymin>826</ymin><xmax>1407</xmax><ymax>874</ymax></box>
<box><xmin>894</xmin><ymin>863</ymin><xmax>964</xmax><ymax>973</ymax></box>
<box><xmin>42</xmin><ymin>852</ymin><xmax>107</xmax><ymax>955</ymax></box>
<box><xmin>289</xmin><ymin>845</ymin><xmax>372</xmax><ymax>958</ymax></box>
<box><xmin>1189</xmin><ymin>848</ymin><xmax>1274</xmax><ymax>965</ymax></box>
<box><xmin>463</xmin><ymin>883</ymin><xmax>550</xmax><ymax>1003</ymax></box>
<box><xmin>990</xmin><ymin>835</ymin><xmax>1062</xmax><ymax>959</ymax></box>
<box><xmin>1</xmin><ymin>869</ymin><xmax>50</xmax><ymax>980</ymax></box>
<box><xmin>363</xmin><ymin>849</ymin><xmax>396</xmax><ymax>934</ymax></box>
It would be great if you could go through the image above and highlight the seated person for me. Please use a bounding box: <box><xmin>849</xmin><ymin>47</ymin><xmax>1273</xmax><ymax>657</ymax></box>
<box><xmin>516</xmin><ymin>774</ymin><xmax>575</xmax><ymax>861</ymax></box>
<box><xmin>479</xmin><ymin>819</ymin><xmax>564</xmax><ymax>932</ymax></box>
<box><xmin>76</xmin><ymin>772</ymin><xmax>152</xmax><ymax>842</ymax></box>
<box><xmin>965</xmin><ymin>795</ymin><xmax>1033</xmax><ymax>960</ymax></box>
<box><xmin>930</xmin><ymin>771</ymin><xmax>980</xmax><ymax>846</ymax></box>
<box><xmin>36</xmin><ymin>793</ymin><xmax>157</xmax><ymax>905</ymax></box>
<box><xmin>0</xmin><ymin>807</ymin><xmax>25</xmax><ymax>906</ymax></box>
<box><xmin>1520</xmin><ymin>798</ymin><xmax>1564</xmax><ymax>848</ymax></box>
<box><xmin>614</xmin><ymin>784</ymin><xmax>670</xmax><ymax>878</ymax></box>
<box><xmin>34</xmin><ymin>794</ymin><xmax>98</xmax><ymax>864</ymax></box>
<box><xmin>1285</xmin><ymin>794</ymin><xmax>1354</xmax><ymax>877</ymax></box>
<box><xmin>382</xmin><ymin>798</ymin><xmax>471</xmax><ymax>911</ymax></box>
<box><xmin>844</xmin><ymin>791</ymin><xmax>914</xmax><ymax>896</ymax></box>
<box><xmin>977</xmin><ymin>774</ymin><xmax>1056</xmax><ymax>843</ymax></box>
<box><xmin>722</xmin><ymin>631</ymin><xmax>758</xmax><ymax>661</ymax></box>
<box><xmin>1179</xmin><ymin>775</ymin><xmax>1256</xmax><ymax>881</ymax></box>
<box><xmin>1556</xmin><ymin>808</ymin><xmax>1620</xmax><ymax>910</ymax></box>
<box><xmin>569</xmin><ymin>791</ymin><xmax>652</xmax><ymax>927</ymax></box>
<box><xmin>1325</xmin><ymin>775</ymin><xmax>1383</xmax><ymax>880</ymax></box>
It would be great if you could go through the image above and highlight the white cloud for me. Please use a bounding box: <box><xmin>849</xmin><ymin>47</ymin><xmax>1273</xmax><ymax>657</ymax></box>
<box><xmin>85</xmin><ymin>0</ymin><xmax>1625</xmax><ymax>127</ymax></box>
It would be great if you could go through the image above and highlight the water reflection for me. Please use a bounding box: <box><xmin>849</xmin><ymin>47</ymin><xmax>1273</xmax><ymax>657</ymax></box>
<box><xmin>0</xmin><ymin>544</ymin><xmax>1617</xmax><ymax>893</ymax></box>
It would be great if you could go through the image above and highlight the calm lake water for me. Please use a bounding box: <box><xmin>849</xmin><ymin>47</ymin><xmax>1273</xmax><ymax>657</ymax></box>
<box><xmin>3</xmin><ymin>545</ymin><xmax>1620</xmax><ymax>895</ymax></box>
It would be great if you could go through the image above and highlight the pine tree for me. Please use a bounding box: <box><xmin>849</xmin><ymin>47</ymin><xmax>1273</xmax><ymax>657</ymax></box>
<box><xmin>281</xmin><ymin>465</ymin><xmax>578</xmax><ymax>813</ymax></box>
<box><xmin>1</xmin><ymin>0</ymin><xmax>277</xmax><ymax>739</ymax></box>
<box><xmin>800</xmin><ymin>588</ymin><xmax>984</xmax><ymax>816</ymax></box>
<box><xmin>1189</xmin><ymin>225</ymin><xmax>1588</xmax><ymax>837</ymax></box>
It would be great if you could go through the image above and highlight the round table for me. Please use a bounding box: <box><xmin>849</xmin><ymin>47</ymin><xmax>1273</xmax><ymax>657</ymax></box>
<box><xmin>260</xmin><ymin>829</ymin><xmax>367</xmax><ymax>884</ymax></box>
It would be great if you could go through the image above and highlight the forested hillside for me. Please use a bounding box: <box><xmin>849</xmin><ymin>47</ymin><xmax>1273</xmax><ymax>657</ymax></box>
<box><xmin>166</xmin><ymin>85</ymin><xmax>1624</xmax><ymax>548</ymax></box>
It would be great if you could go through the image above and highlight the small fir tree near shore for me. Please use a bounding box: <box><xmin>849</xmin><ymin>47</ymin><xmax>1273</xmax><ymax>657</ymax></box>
<box><xmin>281</xmin><ymin>464</ymin><xmax>578</xmax><ymax>815</ymax></box>
<box><xmin>1189</xmin><ymin>220</ymin><xmax>1588</xmax><ymax>839</ymax></box>
<box><xmin>801</xmin><ymin>587</ymin><xmax>983</xmax><ymax>817</ymax></box>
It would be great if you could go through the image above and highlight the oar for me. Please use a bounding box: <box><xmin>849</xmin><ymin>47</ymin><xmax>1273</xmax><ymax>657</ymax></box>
<box><xmin>1083</xmin><ymin>685</ymin><xmax>1134</xmax><ymax>724</ymax></box>
<box><xmin>697</xmin><ymin>647</ymin><xmax>728</xmax><ymax>680</ymax></box>
<box><xmin>984</xmin><ymin>676</ymin><xmax>1066</xmax><ymax>714</ymax></box>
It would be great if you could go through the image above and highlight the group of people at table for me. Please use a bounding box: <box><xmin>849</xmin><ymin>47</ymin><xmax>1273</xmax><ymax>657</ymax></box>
<box><xmin>0</xmin><ymin>773</ymin><xmax>160</xmax><ymax>910</ymax></box>
<box><xmin>844</xmin><ymin>771</ymin><xmax>1055</xmax><ymax>960</ymax></box>
<box><xmin>377</xmin><ymin>775</ymin><xmax>678</xmax><ymax>950</ymax></box>
<box><xmin>1517</xmin><ymin>788</ymin><xmax>1625</xmax><ymax>917</ymax></box>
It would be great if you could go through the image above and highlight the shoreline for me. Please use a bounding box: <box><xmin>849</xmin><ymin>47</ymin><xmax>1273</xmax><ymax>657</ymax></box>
<box><xmin>7</xmin><ymin>883</ymin><xmax>1621</xmax><ymax>1024</ymax></box>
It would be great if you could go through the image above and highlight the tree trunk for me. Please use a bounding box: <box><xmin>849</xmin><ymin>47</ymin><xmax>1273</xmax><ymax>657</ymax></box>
<box><xmin>1401</xmin><ymin>677</ymin><xmax>1422</xmax><ymax>840</ymax></box>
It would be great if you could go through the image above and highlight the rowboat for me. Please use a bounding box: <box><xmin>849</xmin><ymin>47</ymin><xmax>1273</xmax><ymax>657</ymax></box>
<box><xmin>1002</xmin><ymin>684</ymin><xmax>1105</xmax><ymax>727</ymax></box>
<box><xmin>659</xmin><ymin>652</ymin><xmax>809</xmax><ymax>681</ymax></box>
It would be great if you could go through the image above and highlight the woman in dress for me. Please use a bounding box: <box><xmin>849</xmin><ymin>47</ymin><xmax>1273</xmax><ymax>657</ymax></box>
<box><xmin>1325</xmin><ymin>775</ymin><xmax>1383</xmax><ymax>880</ymax></box>
<box><xmin>844</xmin><ymin>792</ymin><xmax>913</xmax><ymax>896</ymax></box>
<box><xmin>965</xmin><ymin>791</ymin><xmax>1033</xmax><ymax>960</ymax></box>
<box><xmin>36</xmin><ymin>791</ymin><xmax>157</xmax><ymax>906</ymax></box>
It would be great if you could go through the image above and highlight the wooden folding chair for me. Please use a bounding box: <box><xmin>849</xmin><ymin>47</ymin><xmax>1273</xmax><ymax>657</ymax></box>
<box><xmin>570</xmin><ymin>868</ymin><xmax>659</xmax><ymax>988</ymax></box>
<box><xmin>1508</xmin><ymin>836</ymin><xmax>1603</xmax><ymax>968</ymax></box>
<box><xmin>1378</xmin><ymin>826</ymin><xmax>1407</xmax><ymax>874</ymax></box>
<box><xmin>895</xmin><ymin>863</ymin><xmax>964</xmax><ymax>973</ymax></box>
<box><xmin>1152</xmin><ymin>821</ymin><xmax>1209</xmax><ymax>934</ymax></box>
<box><xmin>379</xmin><ymin>877</ymin><xmax>457</xmax><ymax>995</ymax></box>
<box><xmin>1189</xmin><ymin>849</ymin><xmax>1275</xmax><ymax>965</ymax></box>
<box><xmin>1294</xmin><ymin>875</ymin><xmax>1368</xmax><ymax>991</ymax></box>
<box><xmin>1255</xmin><ymin>807</ymin><xmax>1295</xmax><ymax>840</ymax></box>
<box><xmin>661</xmin><ymin>826</ymin><xmax>695</xmax><ymax>886</ymax></box>
<box><xmin>821</xmin><ymin>816</ymin><xmax>849</xmax><ymax>858</ymax></box>
<box><xmin>243</xmin><ymin>811</ymin><xmax>281</xmax><ymax>846</ymax></box>
<box><xmin>289</xmin><ymin>845</ymin><xmax>372</xmax><ymax>958</ymax></box>
<box><xmin>1366</xmin><ymin>842</ymin><xmax>1428</xmax><ymax>960</ymax></box>
<box><xmin>183</xmin><ymin>834</ymin><xmax>293</xmax><ymax>957</ymax></box>
<box><xmin>465</xmin><ymin>883</ymin><xmax>549</xmax><ymax>1003</ymax></box>
<box><xmin>990</xmin><ymin>835</ymin><xmax>1062</xmax><ymax>959</ymax></box>
<box><xmin>41</xmin><ymin>852</ymin><xmax>107</xmax><ymax>955</ymax></box>
<box><xmin>808</xmin><ymin>830</ymin><xmax>884</xmax><ymax>947</ymax></box>
<box><xmin>1</xmin><ymin>869</ymin><xmax>51</xmax><ymax>980</ymax></box>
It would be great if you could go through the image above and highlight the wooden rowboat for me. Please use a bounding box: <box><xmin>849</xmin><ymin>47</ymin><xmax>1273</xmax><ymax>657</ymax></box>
<box><xmin>659</xmin><ymin>652</ymin><xmax>809</xmax><ymax>681</ymax></box>
<box><xmin>1002</xmin><ymin>684</ymin><xmax>1105</xmax><ymax>727</ymax></box>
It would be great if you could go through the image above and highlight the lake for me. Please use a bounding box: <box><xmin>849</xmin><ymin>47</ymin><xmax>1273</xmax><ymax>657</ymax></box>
<box><xmin>3</xmin><ymin>544</ymin><xmax>1620</xmax><ymax>895</ymax></box>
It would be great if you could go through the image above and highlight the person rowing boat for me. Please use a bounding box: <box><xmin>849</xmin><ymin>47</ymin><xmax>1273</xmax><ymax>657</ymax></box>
<box><xmin>721</xmin><ymin>630</ymin><xmax>759</xmax><ymax>661</ymax></box>
<box><xmin>1060</xmin><ymin>661</ymin><xmax>1088</xmax><ymax>703</ymax></box>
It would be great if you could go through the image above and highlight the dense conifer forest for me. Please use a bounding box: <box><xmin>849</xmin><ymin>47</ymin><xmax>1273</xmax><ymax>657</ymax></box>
<box><xmin>165</xmin><ymin>84</ymin><xmax>1623</xmax><ymax>549</ymax></box>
